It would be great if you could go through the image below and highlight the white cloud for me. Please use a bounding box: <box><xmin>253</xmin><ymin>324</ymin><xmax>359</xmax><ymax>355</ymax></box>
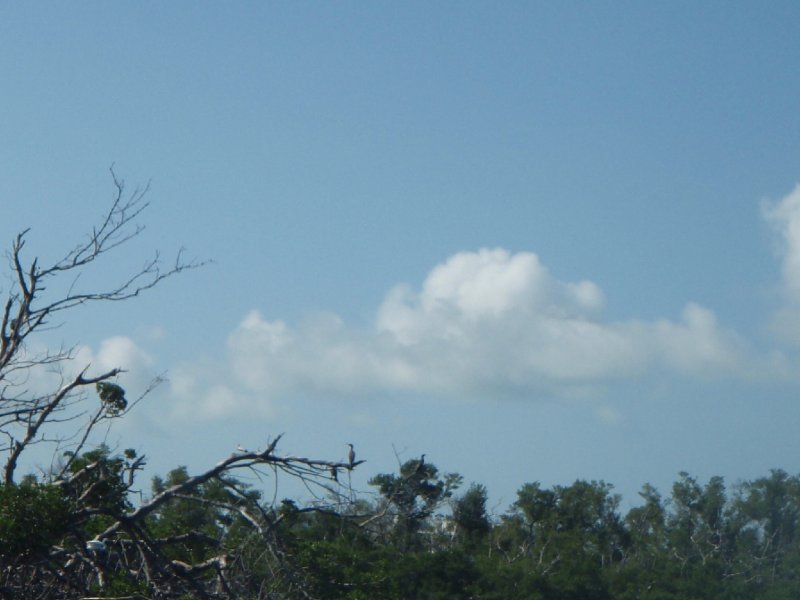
<box><xmin>763</xmin><ymin>184</ymin><xmax>800</xmax><ymax>344</ymax></box>
<box><xmin>5</xmin><ymin>336</ymin><xmax>155</xmax><ymax>399</ymax></box>
<box><xmin>652</xmin><ymin>303</ymin><xmax>745</xmax><ymax>375</ymax></box>
<box><xmin>763</xmin><ymin>184</ymin><xmax>800</xmax><ymax>298</ymax></box>
<box><xmin>94</xmin><ymin>336</ymin><xmax>154</xmax><ymax>377</ymax></box>
<box><xmin>168</xmin><ymin>358</ymin><xmax>278</xmax><ymax>422</ymax></box>
<box><xmin>68</xmin><ymin>336</ymin><xmax>158</xmax><ymax>404</ymax></box>
<box><xmin>174</xmin><ymin>247</ymin><xmax>755</xmax><ymax>418</ymax></box>
<box><xmin>174</xmin><ymin>383</ymin><xmax>246</xmax><ymax>421</ymax></box>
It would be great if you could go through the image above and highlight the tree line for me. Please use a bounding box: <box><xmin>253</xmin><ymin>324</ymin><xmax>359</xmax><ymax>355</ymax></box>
<box><xmin>5</xmin><ymin>444</ymin><xmax>800</xmax><ymax>598</ymax></box>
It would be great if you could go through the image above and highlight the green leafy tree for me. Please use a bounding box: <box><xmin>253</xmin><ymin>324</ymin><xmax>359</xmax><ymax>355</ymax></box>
<box><xmin>507</xmin><ymin>479</ymin><xmax>625</xmax><ymax>599</ymax></box>
<box><xmin>0</xmin><ymin>481</ymin><xmax>70</xmax><ymax>558</ymax></box>
<box><xmin>453</xmin><ymin>482</ymin><xmax>491</xmax><ymax>549</ymax></box>
<box><xmin>730</xmin><ymin>469</ymin><xmax>800</xmax><ymax>595</ymax></box>
<box><xmin>369</xmin><ymin>457</ymin><xmax>461</xmax><ymax>551</ymax></box>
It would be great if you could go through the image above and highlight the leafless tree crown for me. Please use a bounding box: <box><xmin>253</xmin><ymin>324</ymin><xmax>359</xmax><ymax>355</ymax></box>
<box><xmin>0</xmin><ymin>172</ymin><xmax>365</xmax><ymax>599</ymax></box>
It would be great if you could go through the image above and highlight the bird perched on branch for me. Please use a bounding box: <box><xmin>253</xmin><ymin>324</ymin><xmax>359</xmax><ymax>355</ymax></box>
<box><xmin>414</xmin><ymin>454</ymin><xmax>426</xmax><ymax>476</ymax></box>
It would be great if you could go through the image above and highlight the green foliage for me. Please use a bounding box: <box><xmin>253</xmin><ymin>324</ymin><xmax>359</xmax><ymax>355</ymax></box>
<box><xmin>369</xmin><ymin>458</ymin><xmax>461</xmax><ymax>550</ymax></box>
<box><xmin>0</xmin><ymin>482</ymin><xmax>70</xmax><ymax>557</ymax></box>
<box><xmin>96</xmin><ymin>381</ymin><xmax>128</xmax><ymax>415</ymax></box>
<box><xmin>147</xmin><ymin>466</ymin><xmax>262</xmax><ymax>565</ymax></box>
<box><xmin>89</xmin><ymin>573</ymin><xmax>151</xmax><ymax>597</ymax></box>
<box><xmin>389</xmin><ymin>549</ymin><xmax>481</xmax><ymax>599</ymax></box>
<box><xmin>56</xmin><ymin>455</ymin><xmax>800</xmax><ymax>599</ymax></box>
<box><xmin>290</xmin><ymin>531</ymin><xmax>393</xmax><ymax>598</ymax></box>
<box><xmin>6</xmin><ymin>441</ymin><xmax>800</xmax><ymax>599</ymax></box>
<box><xmin>453</xmin><ymin>483</ymin><xmax>491</xmax><ymax>548</ymax></box>
<box><xmin>511</xmin><ymin>478</ymin><xmax>626</xmax><ymax>583</ymax></box>
<box><xmin>63</xmin><ymin>444</ymin><xmax>133</xmax><ymax>515</ymax></box>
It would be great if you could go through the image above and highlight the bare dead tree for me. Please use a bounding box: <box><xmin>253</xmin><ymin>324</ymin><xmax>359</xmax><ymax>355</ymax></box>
<box><xmin>0</xmin><ymin>169</ymin><xmax>204</xmax><ymax>485</ymax></box>
<box><xmin>72</xmin><ymin>435</ymin><xmax>368</xmax><ymax>598</ymax></box>
<box><xmin>0</xmin><ymin>172</ymin><xmax>367</xmax><ymax>599</ymax></box>
<box><xmin>0</xmin><ymin>432</ymin><xmax>363</xmax><ymax>599</ymax></box>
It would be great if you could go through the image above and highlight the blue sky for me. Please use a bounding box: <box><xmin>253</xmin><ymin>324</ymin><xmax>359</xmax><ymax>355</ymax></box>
<box><xmin>2</xmin><ymin>3</ymin><xmax>800</xmax><ymax>508</ymax></box>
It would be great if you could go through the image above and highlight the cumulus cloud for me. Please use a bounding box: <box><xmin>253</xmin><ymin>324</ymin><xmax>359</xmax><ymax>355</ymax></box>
<box><xmin>198</xmin><ymin>248</ymin><xmax>753</xmax><ymax>411</ymax></box>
